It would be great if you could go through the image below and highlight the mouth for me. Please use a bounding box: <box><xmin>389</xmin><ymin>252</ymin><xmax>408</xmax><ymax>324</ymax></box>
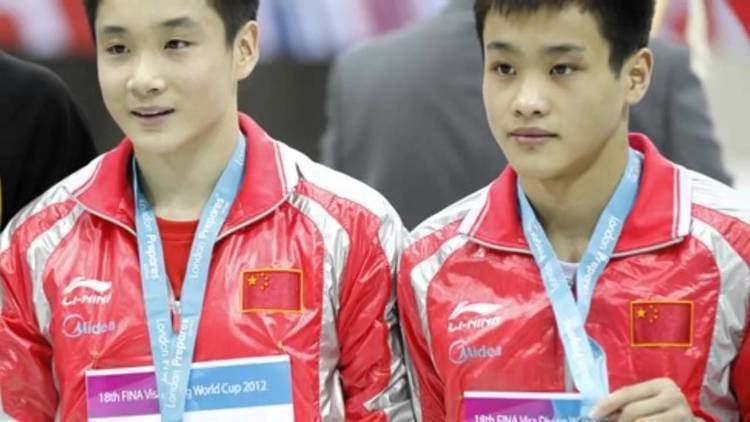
<box><xmin>508</xmin><ymin>128</ymin><xmax>558</xmax><ymax>145</ymax></box>
<box><xmin>131</xmin><ymin>108</ymin><xmax>175</xmax><ymax>119</ymax></box>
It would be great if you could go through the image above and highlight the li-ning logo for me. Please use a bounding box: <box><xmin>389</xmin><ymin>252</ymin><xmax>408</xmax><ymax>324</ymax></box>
<box><xmin>62</xmin><ymin>313</ymin><xmax>116</xmax><ymax>339</ymax></box>
<box><xmin>448</xmin><ymin>340</ymin><xmax>502</xmax><ymax>364</ymax></box>
<box><xmin>61</xmin><ymin>277</ymin><xmax>112</xmax><ymax>307</ymax></box>
<box><xmin>448</xmin><ymin>301</ymin><xmax>502</xmax><ymax>333</ymax></box>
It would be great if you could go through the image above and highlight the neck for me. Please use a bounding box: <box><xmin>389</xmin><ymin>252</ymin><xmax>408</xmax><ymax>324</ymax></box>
<box><xmin>519</xmin><ymin>132</ymin><xmax>631</xmax><ymax>261</ymax></box>
<box><xmin>134</xmin><ymin>113</ymin><xmax>240</xmax><ymax>221</ymax></box>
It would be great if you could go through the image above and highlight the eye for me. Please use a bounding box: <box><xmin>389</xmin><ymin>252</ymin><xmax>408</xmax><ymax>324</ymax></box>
<box><xmin>550</xmin><ymin>64</ymin><xmax>576</xmax><ymax>76</ymax></box>
<box><xmin>494</xmin><ymin>63</ymin><xmax>516</xmax><ymax>76</ymax></box>
<box><xmin>165</xmin><ymin>39</ymin><xmax>191</xmax><ymax>50</ymax></box>
<box><xmin>106</xmin><ymin>44</ymin><xmax>129</xmax><ymax>55</ymax></box>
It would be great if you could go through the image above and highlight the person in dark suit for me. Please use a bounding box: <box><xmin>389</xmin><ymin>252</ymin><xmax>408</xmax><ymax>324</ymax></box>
<box><xmin>320</xmin><ymin>0</ymin><xmax>733</xmax><ymax>229</ymax></box>
<box><xmin>0</xmin><ymin>51</ymin><xmax>97</xmax><ymax>229</ymax></box>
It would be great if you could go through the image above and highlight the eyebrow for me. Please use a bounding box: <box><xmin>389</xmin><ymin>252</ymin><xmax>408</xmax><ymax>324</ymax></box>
<box><xmin>485</xmin><ymin>41</ymin><xmax>586</xmax><ymax>55</ymax></box>
<box><xmin>159</xmin><ymin>16</ymin><xmax>200</xmax><ymax>30</ymax></box>
<box><xmin>98</xmin><ymin>16</ymin><xmax>199</xmax><ymax>37</ymax></box>
<box><xmin>544</xmin><ymin>44</ymin><xmax>586</xmax><ymax>55</ymax></box>
<box><xmin>100</xmin><ymin>25</ymin><xmax>127</xmax><ymax>37</ymax></box>
<box><xmin>486</xmin><ymin>41</ymin><xmax>520</xmax><ymax>54</ymax></box>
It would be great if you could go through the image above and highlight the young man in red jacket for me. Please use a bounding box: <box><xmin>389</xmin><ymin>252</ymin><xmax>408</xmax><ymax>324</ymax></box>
<box><xmin>0</xmin><ymin>0</ymin><xmax>412</xmax><ymax>420</ymax></box>
<box><xmin>399</xmin><ymin>0</ymin><xmax>749</xmax><ymax>421</ymax></box>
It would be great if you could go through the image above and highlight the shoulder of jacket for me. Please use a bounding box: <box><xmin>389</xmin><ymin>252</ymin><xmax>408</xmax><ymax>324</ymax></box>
<box><xmin>0</xmin><ymin>156</ymin><xmax>102</xmax><ymax>255</ymax></box>
<box><xmin>689</xmin><ymin>169</ymin><xmax>750</xmax><ymax>225</ymax></box>
<box><xmin>276</xmin><ymin>142</ymin><xmax>402</xmax><ymax>224</ymax></box>
<box><xmin>408</xmin><ymin>187</ymin><xmax>489</xmax><ymax>247</ymax></box>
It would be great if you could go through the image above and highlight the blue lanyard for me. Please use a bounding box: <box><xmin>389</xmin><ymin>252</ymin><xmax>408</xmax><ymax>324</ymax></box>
<box><xmin>517</xmin><ymin>149</ymin><xmax>642</xmax><ymax>412</ymax></box>
<box><xmin>133</xmin><ymin>137</ymin><xmax>246</xmax><ymax>421</ymax></box>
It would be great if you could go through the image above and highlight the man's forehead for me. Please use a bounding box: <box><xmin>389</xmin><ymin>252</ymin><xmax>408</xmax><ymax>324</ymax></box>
<box><xmin>98</xmin><ymin>16</ymin><xmax>201</xmax><ymax>35</ymax></box>
<box><xmin>483</xmin><ymin>7</ymin><xmax>605</xmax><ymax>52</ymax></box>
<box><xmin>486</xmin><ymin>41</ymin><xmax>587</xmax><ymax>55</ymax></box>
<box><xmin>95</xmin><ymin>0</ymin><xmax>210</xmax><ymax>29</ymax></box>
<box><xmin>485</xmin><ymin>4</ymin><xmax>600</xmax><ymax>31</ymax></box>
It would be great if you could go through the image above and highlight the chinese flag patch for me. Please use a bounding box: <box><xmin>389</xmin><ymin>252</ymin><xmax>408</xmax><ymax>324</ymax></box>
<box><xmin>630</xmin><ymin>300</ymin><xmax>694</xmax><ymax>347</ymax></box>
<box><xmin>241</xmin><ymin>269</ymin><xmax>303</xmax><ymax>313</ymax></box>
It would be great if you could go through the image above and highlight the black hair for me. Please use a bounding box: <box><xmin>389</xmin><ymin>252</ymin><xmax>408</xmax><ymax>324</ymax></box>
<box><xmin>473</xmin><ymin>0</ymin><xmax>655</xmax><ymax>72</ymax></box>
<box><xmin>82</xmin><ymin>0</ymin><xmax>260</xmax><ymax>45</ymax></box>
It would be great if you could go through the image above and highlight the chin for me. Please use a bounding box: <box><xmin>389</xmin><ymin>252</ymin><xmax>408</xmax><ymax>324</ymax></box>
<box><xmin>509</xmin><ymin>158</ymin><xmax>567</xmax><ymax>182</ymax></box>
<box><xmin>128</xmin><ymin>132</ymin><xmax>188</xmax><ymax>156</ymax></box>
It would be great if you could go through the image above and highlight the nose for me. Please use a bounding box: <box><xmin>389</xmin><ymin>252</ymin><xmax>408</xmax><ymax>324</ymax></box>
<box><xmin>512</xmin><ymin>76</ymin><xmax>550</xmax><ymax>119</ymax></box>
<box><xmin>126</xmin><ymin>53</ymin><xmax>166</xmax><ymax>97</ymax></box>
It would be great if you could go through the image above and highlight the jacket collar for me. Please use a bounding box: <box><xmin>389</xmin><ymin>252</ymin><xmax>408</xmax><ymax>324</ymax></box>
<box><xmin>458</xmin><ymin>133</ymin><xmax>693</xmax><ymax>257</ymax></box>
<box><xmin>73</xmin><ymin>113</ymin><xmax>292</xmax><ymax>238</ymax></box>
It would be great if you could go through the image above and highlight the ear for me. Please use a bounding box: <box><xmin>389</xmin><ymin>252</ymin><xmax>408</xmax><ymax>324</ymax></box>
<box><xmin>234</xmin><ymin>21</ymin><xmax>260</xmax><ymax>81</ymax></box>
<box><xmin>623</xmin><ymin>47</ymin><xmax>653</xmax><ymax>105</ymax></box>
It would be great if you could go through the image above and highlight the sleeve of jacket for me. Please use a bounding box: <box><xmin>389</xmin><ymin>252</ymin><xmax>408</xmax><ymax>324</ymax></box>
<box><xmin>663</xmin><ymin>45</ymin><xmax>734</xmax><ymax>185</ymax></box>
<box><xmin>730</xmin><ymin>306</ymin><xmax>750</xmax><ymax>420</ymax></box>
<box><xmin>397</xmin><ymin>247</ymin><xmax>446</xmax><ymax>421</ymax></box>
<box><xmin>0</xmin><ymin>229</ymin><xmax>57</xmax><ymax>421</ymax></box>
<box><xmin>336</xmin><ymin>208</ymin><xmax>413</xmax><ymax>421</ymax></box>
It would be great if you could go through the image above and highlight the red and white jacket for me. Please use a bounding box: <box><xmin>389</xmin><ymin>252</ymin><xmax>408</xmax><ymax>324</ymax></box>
<box><xmin>0</xmin><ymin>114</ymin><xmax>413</xmax><ymax>421</ymax></box>
<box><xmin>398</xmin><ymin>134</ymin><xmax>750</xmax><ymax>422</ymax></box>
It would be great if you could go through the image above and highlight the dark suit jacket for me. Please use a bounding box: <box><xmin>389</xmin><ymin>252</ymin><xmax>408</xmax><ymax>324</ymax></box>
<box><xmin>0</xmin><ymin>52</ymin><xmax>97</xmax><ymax>229</ymax></box>
<box><xmin>320</xmin><ymin>0</ymin><xmax>733</xmax><ymax>228</ymax></box>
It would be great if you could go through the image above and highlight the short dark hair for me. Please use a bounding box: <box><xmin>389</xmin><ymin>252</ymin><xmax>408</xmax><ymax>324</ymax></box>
<box><xmin>473</xmin><ymin>0</ymin><xmax>655</xmax><ymax>72</ymax></box>
<box><xmin>82</xmin><ymin>0</ymin><xmax>260</xmax><ymax>45</ymax></box>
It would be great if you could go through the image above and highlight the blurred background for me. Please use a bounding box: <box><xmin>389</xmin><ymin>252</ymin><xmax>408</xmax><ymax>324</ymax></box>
<box><xmin>0</xmin><ymin>0</ymin><xmax>748</xmax><ymax>192</ymax></box>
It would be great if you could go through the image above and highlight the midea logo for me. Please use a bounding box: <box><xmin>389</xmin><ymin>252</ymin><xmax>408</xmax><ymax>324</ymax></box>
<box><xmin>62</xmin><ymin>313</ymin><xmax>116</xmax><ymax>339</ymax></box>
<box><xmin>448</xmin><ymin>340</ymin><xmax>502</xmax><ymax>364</ymax></box>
